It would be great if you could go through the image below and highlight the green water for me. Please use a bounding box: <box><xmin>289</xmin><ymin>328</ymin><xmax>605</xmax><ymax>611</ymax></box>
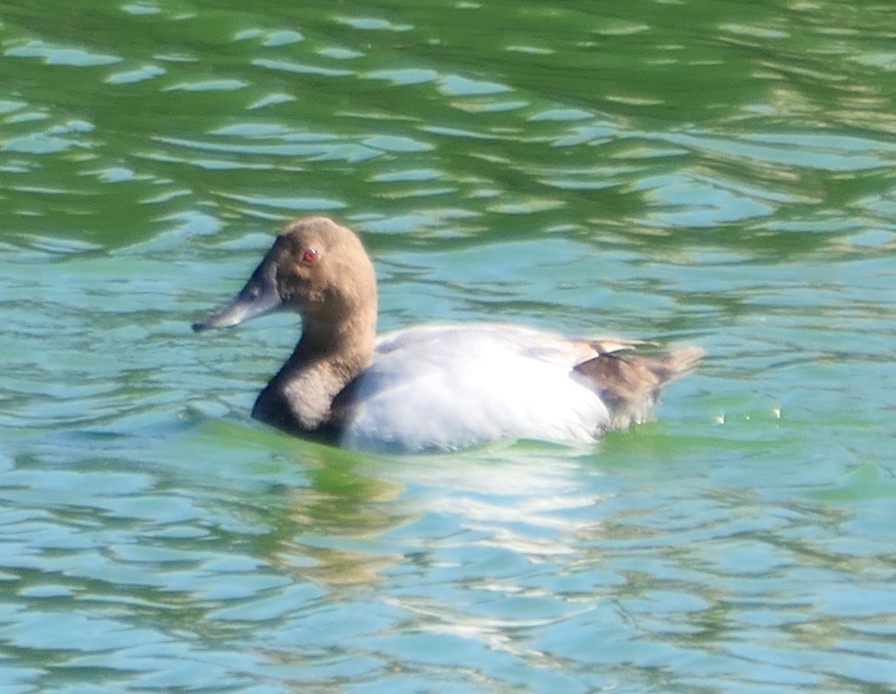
<box><xmin>2</xmin><ymin>0</ymin><xmax>896</xmax><ymax>691</ymax></box>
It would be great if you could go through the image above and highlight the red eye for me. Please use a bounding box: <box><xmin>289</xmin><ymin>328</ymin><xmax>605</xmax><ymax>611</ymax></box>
<box><xmin>301</xmin><ymin>248</ymin><xmax>319</xmax><ymax>263</ymax></box>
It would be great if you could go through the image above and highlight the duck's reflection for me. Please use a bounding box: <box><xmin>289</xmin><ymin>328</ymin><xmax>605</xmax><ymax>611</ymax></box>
<box><xmin>266</xmin><ymin>441</ymin><xmax>605</xmax><ymax>589</ymax></box>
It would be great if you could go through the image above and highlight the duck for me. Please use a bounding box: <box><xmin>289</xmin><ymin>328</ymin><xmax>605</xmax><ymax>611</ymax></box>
<box><xmin>193</xmin><ymin>216</ymin><xmax>703</xmax><ymax>453</ymax></box>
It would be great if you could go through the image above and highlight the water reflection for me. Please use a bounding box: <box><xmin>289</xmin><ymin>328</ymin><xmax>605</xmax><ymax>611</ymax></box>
<box><xmin>265</xmin><ymin>443</ymin><xmax>609</xmax><ymax>589</ymax></box>
<box><xmin>277</xmin><ymin>446</ymin><xmax>409</xmax><ymax>587</ymax></box>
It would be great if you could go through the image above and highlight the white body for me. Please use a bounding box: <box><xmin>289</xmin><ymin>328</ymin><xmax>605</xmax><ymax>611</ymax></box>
<box><xmin>340</xmin><ymin>324</ymin><xmax>610</xmax><ymax>453</ymax></box>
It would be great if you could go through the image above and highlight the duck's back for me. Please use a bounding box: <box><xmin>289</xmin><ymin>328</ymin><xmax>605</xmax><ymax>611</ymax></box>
<box><xmin>338</xmin><ymin>324</ymin><xmax>610</xmax><ymax>452</ymax></box>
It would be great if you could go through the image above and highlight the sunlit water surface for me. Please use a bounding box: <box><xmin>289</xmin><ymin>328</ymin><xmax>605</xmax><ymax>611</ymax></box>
<box><xmin>2</xmin><ymin>0</ymin><xmax>896</xmax><ymax>691</ymax></box>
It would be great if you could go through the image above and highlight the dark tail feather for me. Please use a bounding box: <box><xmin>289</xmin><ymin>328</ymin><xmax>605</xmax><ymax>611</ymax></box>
<box><xmin>648</xmin><ymin>346</ymin><xmax>705</xmax><ymax>384</ymax></box>
<box><xmin>574</xmin><ymin>346</ymin><xmax>704</xmax><ymax>430</ymax></box>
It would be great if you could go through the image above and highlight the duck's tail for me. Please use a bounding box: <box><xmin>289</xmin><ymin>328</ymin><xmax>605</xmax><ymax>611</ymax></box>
<box><xmin>647</xmin><ymin>345</ymin><xmax>706</xmax><ymax>384</ymax></box>
<box><xmin>574</xmin><ymin>344</ymin><xmax>705</xmax><ymax>431</ymax></box>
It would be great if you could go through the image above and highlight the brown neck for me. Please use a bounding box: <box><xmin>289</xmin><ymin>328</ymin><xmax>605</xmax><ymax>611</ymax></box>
<box><xmin>253</xmin><ymin>304</ymin><xmax>376</xmax><ymax>434</ymax></box>
<box><xmin>292</xmin><ymin>308</ymin><xmax>376</xmax><ymax>381</ymax></box>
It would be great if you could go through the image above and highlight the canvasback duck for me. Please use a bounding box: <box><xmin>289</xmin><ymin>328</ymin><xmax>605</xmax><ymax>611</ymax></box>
<box><xmin>193</xmin><ymin>216</ymin><xmax>703</xmax><ymax>453</ymax></box>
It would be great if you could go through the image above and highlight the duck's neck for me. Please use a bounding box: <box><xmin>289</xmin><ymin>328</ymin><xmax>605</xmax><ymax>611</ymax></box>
<box><xmin>252</xmin><ymin>310</ymin><xmax>376</xmax><ymax>435</ymax></box>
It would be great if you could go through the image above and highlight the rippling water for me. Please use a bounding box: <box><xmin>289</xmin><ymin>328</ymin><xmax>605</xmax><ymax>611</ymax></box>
<box><xmin>2</xmin><ymin>0</ymin><xmax>896</xmax><ymax>691</ymax></box>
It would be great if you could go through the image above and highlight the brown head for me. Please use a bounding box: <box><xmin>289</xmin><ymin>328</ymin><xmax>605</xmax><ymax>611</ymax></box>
<box><xmin>193</xmin><ymin>216</ymin><xmax>378</xmax><ymax>358</ymax></box>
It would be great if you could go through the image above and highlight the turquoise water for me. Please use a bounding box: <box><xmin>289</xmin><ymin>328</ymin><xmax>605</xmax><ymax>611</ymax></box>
<box><xmin>2</xmin><ymin>0</ymin><xmax>896</xmax><ymax>691</ymax></box>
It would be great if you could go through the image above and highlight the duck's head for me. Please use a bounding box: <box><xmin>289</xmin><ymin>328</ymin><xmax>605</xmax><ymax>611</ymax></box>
<box><xmin>193</xmin><ymin>216</ymin><xmax>377</xmax><ymax>339</ymax></box>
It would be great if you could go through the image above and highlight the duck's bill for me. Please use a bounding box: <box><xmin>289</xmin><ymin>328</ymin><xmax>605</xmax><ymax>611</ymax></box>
<box><xmin>192</xmin><ymin>261</ymin><xmax>282</xmax><ymax>332</ymax></box>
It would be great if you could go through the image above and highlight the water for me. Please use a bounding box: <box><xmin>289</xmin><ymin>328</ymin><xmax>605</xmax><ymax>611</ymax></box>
<box><xmin>2</xmin><ymin>0</ymin><xmax>896</xmax><ymax>691</ymax></box>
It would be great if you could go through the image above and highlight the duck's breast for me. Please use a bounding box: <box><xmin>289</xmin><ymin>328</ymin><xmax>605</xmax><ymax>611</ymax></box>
<box><xmin>339</xmin><ymin>324</ymin><xmax>609</xmax><ymax>452</ymax></box>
